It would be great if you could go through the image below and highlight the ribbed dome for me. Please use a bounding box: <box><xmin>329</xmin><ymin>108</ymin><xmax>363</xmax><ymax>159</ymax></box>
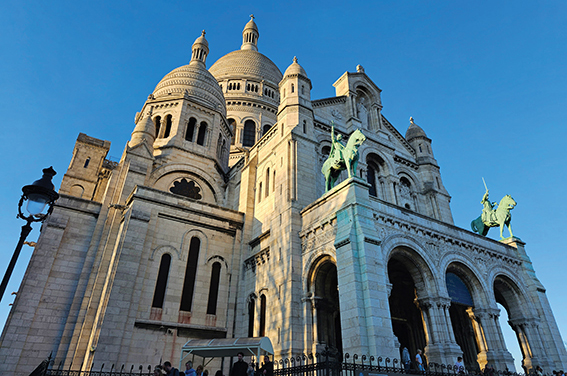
<box><xmin>283</xmin><ymin>56</ymin><xmax>308</xmax><ymax>78</ymax></box>
<box><xmin>405</xmin><ymin>117</ymin><xmax>428</xmax><ymax>140</ymax></box>
<box><xmin>209</xmin><ymin>50</ymin><xmax>283</xmax><ymax>87</ymax></box>
<box><xmin>152</xmin><ymin>64</ymin><xmax>226</xmax><ymax>115</ymax></box>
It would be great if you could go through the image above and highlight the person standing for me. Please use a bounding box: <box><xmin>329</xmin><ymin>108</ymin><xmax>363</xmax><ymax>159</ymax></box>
<box><xmin>260</xmin><ymin>356</ymin><xmax>273</xmax><ymax>376</ymax></box>
<box><xmin>454</xmin><ymin>357</ymin><xmax>465</xmax><ymax>374</ymax></box>
<box><xmin>230</xmin><ymin>352</ymin><xmax>248</xmax><ymax>376</ymax></box>
<box><xmin>164</xmin><ymin>361</ymin><xmax>180</xmax><ymax>376</ymax></box>
<box><xmin>185</xmin><ymin>362</ymin><xmax>196</xmax><ymax>376</ymax></box>
<box><xmin>401</xmin><ymin>347</ymin><xmax>411</xmax><ymax>371</ymax></box>
<box><xmin>415</xmin><ymin>350</ymin><xmax>424</xmax><ymax>372</ymax></box>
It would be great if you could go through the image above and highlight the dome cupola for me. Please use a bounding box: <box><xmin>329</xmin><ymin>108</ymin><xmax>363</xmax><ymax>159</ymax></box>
<box><xmin>241</xmin><ymin>14</ymin><xmax>259</xmax><ymax>51</ymax></box>
<box><xmin>405</xmin><ymin>117</ymin><xmax>428</xmax><ymax>140</ymax></box>
<box><xmin>190</xmin><ymin>30</ymin><xmax>209</xmax><ymax>66</ymax></box>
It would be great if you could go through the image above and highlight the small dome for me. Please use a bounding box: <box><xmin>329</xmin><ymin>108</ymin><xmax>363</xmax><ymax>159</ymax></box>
<box><xmin>283</xmin><ymin>56</ymin><xmax>308</xmax><ymax>78</ymax></box>
<box><xmin>209</xmin><ymin>50</ymin><xmax>283</xmax><ymax>87</ymax></box>
<box><xmin>243</xmin><ymin>15</ymin><xmax>258</xmax><ymax>33</ymax></box>
<box><xmin>153</xmin><ymin>64</ymin><xmax>226</xmax><ymax>115</ymax></box>
<box><xmin>405</xmin><ymin>117</ymin><xmax>428</xmax><ymax>140</ymax></box>
<box><xmin>193</xmin><ymin>30</ymin><xmax>208</xmax><ymax>48</ymax></box>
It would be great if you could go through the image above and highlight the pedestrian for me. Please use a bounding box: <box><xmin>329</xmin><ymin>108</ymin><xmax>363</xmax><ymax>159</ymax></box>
<box><xmin>230</xmin><ymin>352</ymin><xmax>248</xmax><ymax>376</ymax></box>
<box><xmin>415</xmin><ymin>349</ymin><xmax>424</xmax><ymax>372</ymax></box>
<box><xmin>454</xmin><ymin>357</ymin><xmax>465</xmax><ymax>374</ymax></box>
<box><xmin>197</xmin><ymin>365</ymin><xmax>204</xmax><ymax>376</ymax></box>
<box><xmin>215</xmin><ymin>371</ymin><xmax>223</xmax><ymax>376</ymax></box>
<box><xmin>535</xmin><ymin>366</ymin><xmax>544</xmax><ymax>376</ymax></box>
<box><xmin>185</xmin><ymin>362</ymin><xmax>196</xmax><ymax>376</ymax></box>
<box><xmin>260</xmin><ymin>356</ymin><xmax>273</xmax><ymax>376</ymax></box>
<box><xmin>401</xmin><ymin>347</ymin><xmax>411</xmax><ymax>371</ymax></box>
<box><xmin>155</xmin><ymin>366</ymin><xmax>167</xmax><ymax>376</ymax></box>
<box><xmin>164</xmin><ymin>361</ymin><xmax>180</xmax><ymax>376</ymax></box>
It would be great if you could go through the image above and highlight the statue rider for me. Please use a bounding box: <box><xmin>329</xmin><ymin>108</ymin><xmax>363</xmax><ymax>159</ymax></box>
<box><xmin>481</xmin><ymin>189</ymin><xmax>498</xmax><ymax>224</ymax></box>
<box><xmin>329</xmin><ymin>123</ymin><xmax>345</xmax><ymax>162</ymax></box>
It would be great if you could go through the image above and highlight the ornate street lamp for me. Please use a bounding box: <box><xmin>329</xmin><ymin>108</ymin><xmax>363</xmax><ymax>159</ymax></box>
<box><xmin>0</xmin><ymin>167</ymin><xmax>59</xmax><ymax>302</ymax></box>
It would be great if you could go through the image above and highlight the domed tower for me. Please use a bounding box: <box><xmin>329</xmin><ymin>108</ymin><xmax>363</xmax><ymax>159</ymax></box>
<box><xmin>405</xmin><ymin>117</ymin><xmax>453</xmax><ymax>222</ymax></box>
<box><xmin>278</xmin><ymin>56</ymin><xmax>314</xmax><ymax>136</ymax></box>
<box><xmin>131</xmin><ymin>30</ymin><xmax>232</xmax><ymax>204</ymax></box>
<box><xmin>209</xmin><ymin>16</ymin><xmax>282</xmax><ymax>159</ymax></box>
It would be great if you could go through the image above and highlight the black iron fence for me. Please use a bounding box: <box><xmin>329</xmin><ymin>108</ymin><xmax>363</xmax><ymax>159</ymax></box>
<box><xmin>32</xmin><ymin>352</ymin><xmax>527</xmax><ymax>376</ymax></box>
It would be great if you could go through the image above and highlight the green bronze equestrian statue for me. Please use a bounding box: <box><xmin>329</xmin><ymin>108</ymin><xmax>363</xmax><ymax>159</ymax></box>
<box><xmin>471</xmin><ymin>188</ymin><xmax>517</xmax><ymax>239</ymax></box>
<box><xmin>321</xmin><ymin>123</ymin><xmax>366</xmax><ymax>192</ymax></box>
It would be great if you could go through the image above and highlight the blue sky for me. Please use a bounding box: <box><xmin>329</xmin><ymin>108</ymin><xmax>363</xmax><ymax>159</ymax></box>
<box><xmin>1</xmin><ymin>1</ymin><xmax>566</xmax><ymax>370</ymax></box>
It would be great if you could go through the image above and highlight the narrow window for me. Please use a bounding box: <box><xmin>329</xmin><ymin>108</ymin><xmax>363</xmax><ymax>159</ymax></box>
<box><xmin>180</xmin><ymin>237</ymin><xmax>200</xmax><ymax>312</ymax></box>
<box><xmin>302</xmin><ymin>120</ymin><xmax>306</xmax><ymax>133</ymax></box>
<box><xmin>197</xmin><ymin>121</ymin><xmax>207</xmax><ymax>145</ymax></box>
<box><xmin>242</xmin><ymin>120</ymin><xmax>256</xmax><ymax>147</ymax></box>
<box><xmin>152</xmin><ymin>254</ymin><xmax>171</xmax><ymax>308</ymax></box>
<box><xmin>265</xmin><ymin>168</ymin><xmax>270</xmax><ymax>198</ymax></box>
<box><xmin>419</xmin><ymin>144</ymin><xmax>423</xmax><ymax>153</ymax></box>
<box><xmin>154</xmin><ymin>116</ymin><xmax>162</xmax><ymax>138</ymax></box>
<box><xmin>259</xmin><ymin>294</ymin><xmax>267</xmax><ymax>337</ymax></box>
<box><xmin>228</xmin><ymin>118</ymin><xmax>236</xmax><ymax>145</ymax></box>
<box><xmin>248</xmin><ymin>298</ymin><xmax>255</xmax><ymax>337</ymax></box>
<box><xmin>367</xmin><ymin>166</ymin><xmax>377</xmax><ymax>197</ymax></box>
<box><xmin>291</xmin><ymin>84</ymin><xmax>295</xmax><ymax>93</ymax></box>
<box><xmin>258</xmin><ymin>183</ymin><xmax>262</xmax><ymax>202</ymax></box>
<box><xmin>83</xmin><ymin>157</ymin><xmax>90</xmax><ymax>168</ymax></box>
<box><xmin>163</xmin><ymin>115</ymin><xmax>172</xmax><ymax>138</ymax></box>
<box><xmin>206</xmin><ymin>262</ymin><xmax>221</xmax><ymax>315</ymax></box>
<box><xmin>273</xmin><ymin>170</ymin><xmax>276</xmax><ymax>192</ymax></box>
<box><xmin>263</xmin><ymin>124</ymin><xmax>271</xmax><ymax>135</ymax></box>
<box><xmin>186</xmin><ymin>117</ymin><xmax>197</xmax><ymax>142</ymax></box>
<box><xmin>301</xmin><ymin>85</ymin><xmax>305</xmax><ymax>95</ymax></box>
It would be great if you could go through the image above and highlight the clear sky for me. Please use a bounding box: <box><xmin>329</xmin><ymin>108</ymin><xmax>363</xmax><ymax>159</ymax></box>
<box><xmin>1</xmin><ymin>0</ymin><xmax>566</xmax><ymax>371</ymax></box>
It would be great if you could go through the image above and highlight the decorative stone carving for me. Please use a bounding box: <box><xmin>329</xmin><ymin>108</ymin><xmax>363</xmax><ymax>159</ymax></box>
<box><xmin>170</xmin><ymin>178</ymin><xmax>202</xmax><ymax>200</ymax></box>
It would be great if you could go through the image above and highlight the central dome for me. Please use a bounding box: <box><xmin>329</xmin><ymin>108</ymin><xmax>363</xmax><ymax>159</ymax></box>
<box><xmin>209</xmin><ymin>49</ymin><xmax>283</xmax><ymax>87</ymax></box>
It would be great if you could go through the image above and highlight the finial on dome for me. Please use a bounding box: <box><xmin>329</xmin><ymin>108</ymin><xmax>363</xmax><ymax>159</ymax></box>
<box><xmin>242</xmin><ymin>15</ymin><xmax>259</xmax><ymax>51</ymax></box>
<box><xmin>293</xmin><ymin>56</ymin><xmax>298</xmax><ymax>63</ymax></box>
<box><xmin>356</xmin><ymin>64</ymin><xmax>365</xmax><ymax>73</ymax></box>
<box><xmin>410</xmin><ymin>116</ymin><xmax>415</xmax><ymax>124</ymax></box>
<box><xmin>191</xmin><ymin>29</ymin><xmax>210</xmax><ymax>67</ymax></box>
<box><xmin>405</xmin><ymin>116</ymin><xmax>428</xmax><ymax>140</ymax></box>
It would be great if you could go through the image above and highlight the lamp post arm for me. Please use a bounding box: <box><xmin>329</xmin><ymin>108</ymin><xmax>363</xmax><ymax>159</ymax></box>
<box><xmin>0</xmin><ymin>219</ymin><xmax>33</xmax><ymax>302</ymax></box>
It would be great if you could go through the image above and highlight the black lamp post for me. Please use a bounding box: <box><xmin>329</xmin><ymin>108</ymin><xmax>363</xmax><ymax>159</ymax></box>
<box><xmin>0</xmin><ymin>167</ymin><xmax>59</xmax><ymax>302</ymax></box>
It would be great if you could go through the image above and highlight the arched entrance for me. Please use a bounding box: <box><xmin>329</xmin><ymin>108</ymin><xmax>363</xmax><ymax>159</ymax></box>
<box><xmin>446</xmin><ymin>270</ymin><xmax>480</xmax><ymax>371</ymax></box>
<box><xmin>310</xmin><ymin>257</ymin><xmax>342</xmax><ymax>354</ymax></box>
<box><xmin>494</xmin><ymin>275</ymin><xmax>544</xmax><ymax>372</ymax></box>
<box><xmin>388</xmin><ymin>257</ymin><xmax>427</xmax><ymax>362</ymax></box>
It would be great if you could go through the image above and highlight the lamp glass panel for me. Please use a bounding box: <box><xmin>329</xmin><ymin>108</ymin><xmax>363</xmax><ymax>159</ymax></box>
<box><xmin>26</xmin><ymin>193</ymin><xmax>49</xmax><ymax>216</ymax></box>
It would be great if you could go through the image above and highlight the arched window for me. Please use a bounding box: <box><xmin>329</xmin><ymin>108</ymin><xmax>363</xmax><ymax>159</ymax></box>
<box><xmin>302</xmin><ymin>120</ymin><xmax>306</xmax><ymax>133</ymax></box>
<box><xmin>259</xmin><ymin>294</ymin><xmax>267</xmax><ymax>337</ymax></box>
<box><xmin>83</xmin><ymin>157</ymin><xmax>90</xmax><ymax>168</ymax></box>
<box><xmin>154</xmin><ymin>116</ymin><xmax>162</xmax><ymax>138</ymax></box>
<box><xmin>265</xmin><ymin>168</ymin><xmax>270</xmax><ymax>198</ymax></box>
<box><xmin>242</xmin><ymin>120</ymin><xmax>256</xmax><ymax>147</ymax></box>
<box><xmin>301</xmin><ymin>85</ymin><xmax>305</xmax><ymax>95</ymax></box>
<box><xmin>197</xmin><ymin>121</ymin><xmax>207</xmax><ymax>145</ymax></box>
<box><xmin>273</xmin><ymin>170</ymin><xmax>276</xmax><ymax>192</ymax></box>
<box><xmin>206</xmin><ymin>262</ymin><xmax>222</xmax><ymax>315</ymax></box>
<box><xmin>152</xmin><ymin>254</ymin><xmax>171</xmax><ymax>308</ymax></box>
<box><xmin>248</xmin><ymin>297</ymin><xmax>255</xmax><ymax>337</ymax></box>
<box><xmin>163</xmin><ymin>115</ymin><xmax>172</xmax><ymax>138</ymax></box>
<box><xmin>258</xmin><ymin>183</ymin><xmax>262</xmax><ymax>202</ymax></box>
<box><xmin>291</xmin><ymin>83</ymin><xmax>295</xmax><ymax>93</ymax></box>
<box><xmin>180</xmin><ymin>237</ymin><xmax>200</xmax><ymax>312</ymax></box>
<box><xmin>186</xmin><ymin>117</ymin><xmax>196</xmax><ymax>142</ymax></box>
<box><xmin>263</xmin><ymin>124</ymin><xmax>271</xmax><ymax>135</ymax></box>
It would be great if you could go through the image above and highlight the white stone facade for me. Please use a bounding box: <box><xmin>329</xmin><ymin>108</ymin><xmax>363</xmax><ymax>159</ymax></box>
<box><xmin>1</xmin><ymin>17</ymin><xmax>565</xmax><ymax>376</ymax></box>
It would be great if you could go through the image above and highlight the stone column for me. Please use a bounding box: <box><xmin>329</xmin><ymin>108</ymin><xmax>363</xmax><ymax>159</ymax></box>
<box><xmin>476</xmin><ymin>308</ymin><xmax>516</xmax><ymax>371</ymax></box>
<box><xmin>418</xmin><ymin>297</ymin><xmax>462</xmax><ymax>365</ymax></box>
<box><xmin>509</xmin><ymin>318</ymin><xmax>553</xmax><ymax>373</ymax></box>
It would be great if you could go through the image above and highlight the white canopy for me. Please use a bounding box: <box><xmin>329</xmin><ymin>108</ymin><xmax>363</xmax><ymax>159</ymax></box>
<box><xmin>180</xmin><ymin>337</ymin><xmax>274</xmax><ymax>367</ymax></box>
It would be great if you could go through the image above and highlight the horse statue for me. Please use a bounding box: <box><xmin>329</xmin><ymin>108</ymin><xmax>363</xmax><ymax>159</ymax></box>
<box><xmin>321</xmin><ymin>124</ymin><xmax>366</xmax><ymax>192</ymax></box>
<box><xmin>471</xmin><ymin>190</ymin><xmax>517</xmax><ymax>239</ymax></box>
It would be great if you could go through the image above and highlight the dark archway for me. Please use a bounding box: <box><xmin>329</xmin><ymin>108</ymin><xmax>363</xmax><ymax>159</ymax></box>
<box><xmin>388</xmin><ymin>258</ymin><xmax>427</xmax><ymax>362</ymax></box>
<box><xmin>313</xmin><ymin>260</ymin><xmax>342</xmax><ymax>353</ymax></box>
<box><xmin>446</xmin><ymin>270</ymin><xmax>480</xmax><ymax>371</ymax></box>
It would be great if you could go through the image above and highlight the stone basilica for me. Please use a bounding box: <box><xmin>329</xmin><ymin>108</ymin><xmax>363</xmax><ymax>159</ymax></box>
<box><xmin>1</xmin><ymin>17</ymin><xmax>565</xmax><ymax>376</ymax></box>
